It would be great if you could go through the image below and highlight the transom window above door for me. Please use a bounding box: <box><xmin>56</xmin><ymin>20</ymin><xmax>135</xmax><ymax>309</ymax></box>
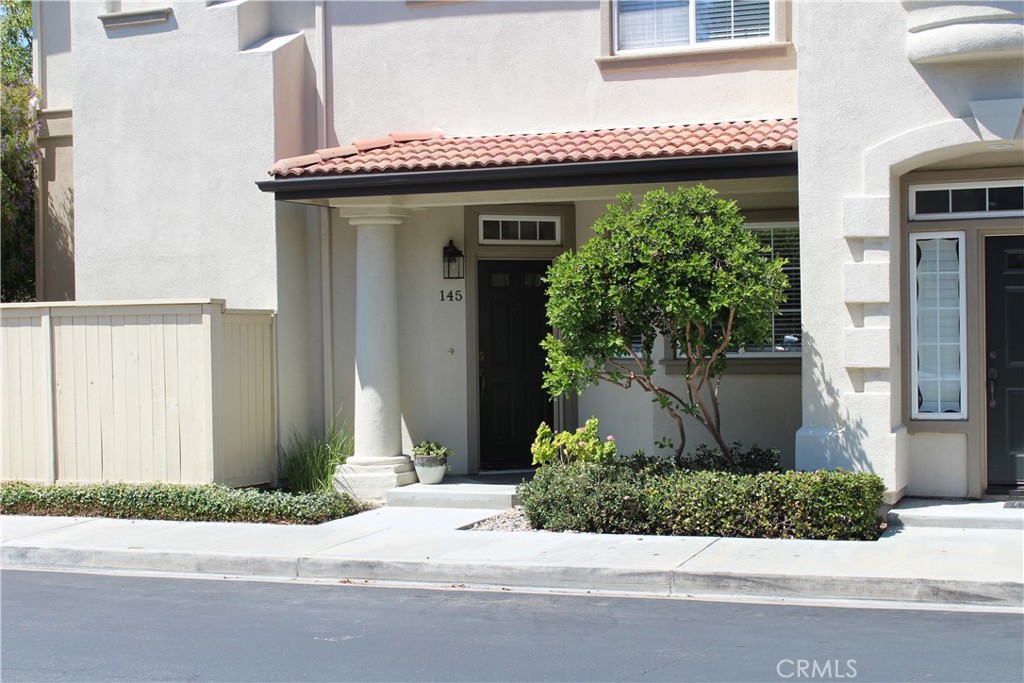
<box><xmin>479</xmin><ymin>215</ymin><xmax>562</xmax><ymax>245</ymax></box>
<box><xmin>909</xmin><ymin>180</ymin><xmax>1024</xmax><ymax>220</ymax></box>
<box><xmin>615</xmin><ymin>0</ymin><xmax>773</xmax><ymax>53</ymax></box>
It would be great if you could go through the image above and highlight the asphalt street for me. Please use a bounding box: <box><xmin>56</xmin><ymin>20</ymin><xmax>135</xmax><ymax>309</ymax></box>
<box><xmin>2</xmin><ymin>570</ymin><xmax>1021</xmax><ymax>682</ymax></box>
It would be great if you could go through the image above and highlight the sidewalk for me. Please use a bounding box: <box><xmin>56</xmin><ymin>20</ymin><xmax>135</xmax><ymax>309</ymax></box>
<box><xmin>2</xmin><ymin>503</ymin><xmax>1022</xmax><ymax>608</ymax></box>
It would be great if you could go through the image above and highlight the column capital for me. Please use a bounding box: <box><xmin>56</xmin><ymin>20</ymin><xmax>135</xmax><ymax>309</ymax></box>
<box><xmin>336</xmin><ymin>205</ymin><xmax>412</xmax><ymax>227</ymax></box>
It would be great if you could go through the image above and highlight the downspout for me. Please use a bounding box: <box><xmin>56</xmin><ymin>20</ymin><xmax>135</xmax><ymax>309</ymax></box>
<box><xmin>316</xmin><ymin>0</ymin><xmax>334</xmax><ymax>432</ymax></box>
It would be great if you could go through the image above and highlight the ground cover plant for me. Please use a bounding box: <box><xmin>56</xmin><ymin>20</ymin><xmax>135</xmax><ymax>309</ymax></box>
<box><xmin>0</xmin><ymin>481</ymin><xmax>361</xmax><ymax>525</ymax></box>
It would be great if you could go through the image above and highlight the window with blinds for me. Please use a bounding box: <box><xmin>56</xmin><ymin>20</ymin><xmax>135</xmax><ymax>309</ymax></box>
<box><xmin>616</xmin><ymin>0</ymin><xmax>772</xmax><ymax>52</ymax></box>
<box><xmin>670</xmin><ymin>224</ymin><xmax>800</xmax><ymax>359</ymax></box>
<box><xmin>910</xmin><ymin>233</ymin><xmax>967</xmax><ymax>419</ymax></box>
<box><xmin>742</xmin><ymin>224</ymin><xmax>801</xmax><ymax>353</ymax></box>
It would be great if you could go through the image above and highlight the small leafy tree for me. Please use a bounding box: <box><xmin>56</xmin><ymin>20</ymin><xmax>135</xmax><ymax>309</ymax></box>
<box><xmin>1</xmin><ymin>0</ymin><xmax>37</xmax><ymax>302</ymax></box>
<box><xmin>541</xmin><ymin>185</ymin><xmax>788</xmax><ymax>464</ymax></box>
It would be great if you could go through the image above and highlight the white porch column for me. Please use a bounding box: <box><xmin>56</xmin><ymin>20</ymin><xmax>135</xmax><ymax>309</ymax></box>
<box><xmin>334</xmin><ymin>207</ymin><xmax>417</xmax><ymax>499</ymax></box>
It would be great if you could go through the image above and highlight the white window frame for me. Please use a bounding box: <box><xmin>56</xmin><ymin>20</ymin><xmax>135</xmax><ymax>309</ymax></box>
<box><xmin>478</xmin><ymin>215</ymin><xmax>562</xmax><ymax>246</ymax></box>
<box><xmin>909</xmin><ymin>231</ymin><xmax>968</xmax><ymax>421</ymax></box>
<box><xmin>612</xmin><ymin>0</ymin><xmax>775</xmax><ymax>57</ymax></box>
<box><xmin>909</xmin><ymin>180</ymin><xmax>1024</xmax><ymax>221</ymax></box>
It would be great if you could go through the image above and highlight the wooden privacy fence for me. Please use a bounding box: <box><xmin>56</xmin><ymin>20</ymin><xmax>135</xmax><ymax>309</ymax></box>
<box><xmin>1</xmin><ymin>299</ymin><xmax>276</xmax><ymax>487</ymax></box>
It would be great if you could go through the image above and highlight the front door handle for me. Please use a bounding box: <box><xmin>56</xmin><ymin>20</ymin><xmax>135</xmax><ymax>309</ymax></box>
<box><xmin>988</xmin><ymin>368</ymin><xmax>998</xmax><ymax>409</ymax></box>
<box><xmin>480</xmin><ymin>370</ymin><xmax>486</xmax><ymax>398</ymax></box>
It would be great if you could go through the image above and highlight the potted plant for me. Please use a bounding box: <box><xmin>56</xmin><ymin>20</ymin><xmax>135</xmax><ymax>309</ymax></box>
<box><xmin>412</xmin><ymin>440</ymin><xmax>451</xmax><ymax>485</ymax></box>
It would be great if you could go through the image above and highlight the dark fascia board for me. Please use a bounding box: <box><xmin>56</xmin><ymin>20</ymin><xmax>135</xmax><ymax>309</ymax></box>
<box><xmin>256</xmin><ymin>151</ymin><xmax>798</xmax><ymax>201</ymax></box>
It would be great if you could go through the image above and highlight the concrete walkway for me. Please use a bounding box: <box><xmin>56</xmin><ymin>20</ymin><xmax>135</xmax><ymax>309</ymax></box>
<box><xmin>3</xmin><ymin>501</ymin><xmax>1023</xmax><ymax>608</ymax></box>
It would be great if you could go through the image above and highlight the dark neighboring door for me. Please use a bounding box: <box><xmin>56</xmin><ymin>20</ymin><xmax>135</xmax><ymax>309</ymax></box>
<box><xmin>478</xmin><ymin>260</ymin><xmax>553</xmax><ymax>470</ymax></box>
<box><xmin>986</xmin><ymin>234</ymin><xmax>1024</xmax><ymax>488</ymax></box>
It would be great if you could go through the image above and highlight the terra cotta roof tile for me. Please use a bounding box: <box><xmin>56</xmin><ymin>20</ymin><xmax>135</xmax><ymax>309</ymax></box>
<box><xmin>268</xmin><ymin>118</ymin><xmax>797</xmax><ymax>177</ymax></box>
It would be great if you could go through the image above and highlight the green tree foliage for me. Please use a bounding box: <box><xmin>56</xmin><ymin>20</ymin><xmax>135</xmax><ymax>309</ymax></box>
<box><xmin>541</xmin><ymin>185</ymin><xmax>788</xmax><ymax>463</ymax></box>
<box><xmin>1</xmin><ymin>0</ymin><xmax>36</xmax><ymax>301</ymax></box>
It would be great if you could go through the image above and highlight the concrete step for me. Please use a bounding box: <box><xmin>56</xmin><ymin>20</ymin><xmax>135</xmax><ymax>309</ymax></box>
<box><xmin>888</xmin><ymin>498</ymin><xmax>1024</xmax><ymax>530</ymax></box>
<box><xmin>386</xmin><ymin>479</ymin><xmax>521</xmax><ymax>510</ymax></box>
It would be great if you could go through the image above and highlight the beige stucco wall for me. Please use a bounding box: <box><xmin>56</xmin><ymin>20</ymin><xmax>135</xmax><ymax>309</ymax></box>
<box><xmin>795</xmin><ymin>0</ymin><xmax>1023</xmax><ymax>498</ymax></box>
<box><xmin>36</xmin><ymin>111</ymin><xmax>75</xmax><ymax>302</ymax></box>
<box><xmin>326</xmin><ymin>0</ymin><xmax>796</xmax><ymax>143</ymax></box>
<box><xmin>35</xmin><ymin>0</ymin><xmax>73</xmax><ymax>110</ymax></box>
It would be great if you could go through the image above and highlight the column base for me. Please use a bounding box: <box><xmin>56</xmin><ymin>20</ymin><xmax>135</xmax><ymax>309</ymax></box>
<box><xmin>334</xmin><ymin>460</ymin><xmax>417</xmax><ymax>500</ymax></box>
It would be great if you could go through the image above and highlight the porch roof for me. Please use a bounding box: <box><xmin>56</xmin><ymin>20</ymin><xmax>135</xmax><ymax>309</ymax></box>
<box><xmin>257</xmin><ymin>118</ymin><xmax>798</xmax><ymax>201</ymax></box>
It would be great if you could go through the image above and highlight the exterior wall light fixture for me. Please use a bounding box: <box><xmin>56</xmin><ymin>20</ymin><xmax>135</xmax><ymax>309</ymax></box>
<box><xmin>443</xmin><ymin>239</ymin><xmax>465</xmax><ymax>279</ymax></box>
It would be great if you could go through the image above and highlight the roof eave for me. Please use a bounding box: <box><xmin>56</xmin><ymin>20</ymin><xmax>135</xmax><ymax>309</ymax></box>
<box><xmin>256</xmin><ymin>150</ymin><xmax>798</xmax><ymax>202</ymax></box>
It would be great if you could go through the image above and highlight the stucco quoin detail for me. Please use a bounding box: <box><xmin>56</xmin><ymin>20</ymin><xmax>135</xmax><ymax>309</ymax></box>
<box><xmin>843</xmin><ymin>262</ymin><xmax>891</xmax><ymax>304</ymax></box>
<box><xmin>842</xmin><ymin>196</ymin><xmax>891</xmax><ymax>238</ymax></box>
<box><xmin>843</xmin><ymin>328</ymin><xmax>892</xmax><ymax>369</ymax></box>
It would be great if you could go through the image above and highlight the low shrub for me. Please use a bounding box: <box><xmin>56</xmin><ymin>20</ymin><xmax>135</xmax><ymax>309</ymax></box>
<box><xmin>0</xmin><ymin>481</ymin><xmax>362</xmax><ymax>525</ymax></box>
<box><xmin>279</xmin><ymin>422</ymin><xmax>354</xmax><ymax>493</ymax></box>
<box><xmin>517</xmin><ymin>462</ymin><xmax>886</xmax><ymax>540</ymax></box>
<box><xmin>676</xmin><ymin>442</ymin><xmax>782</xmax><ymax>475</ymax></box>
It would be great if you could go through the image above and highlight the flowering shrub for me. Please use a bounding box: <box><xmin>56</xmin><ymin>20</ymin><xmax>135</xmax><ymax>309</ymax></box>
<box><xmin>530</xmin><ymin>417</ymin><xmax>618</xmax><ymax>466</ymax></box>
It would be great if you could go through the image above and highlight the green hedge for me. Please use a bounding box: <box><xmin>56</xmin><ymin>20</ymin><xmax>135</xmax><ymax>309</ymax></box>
<box><xmin>517</xmin><ymin>461</ymin><xmax>886</xmax><ymax>540</ymax></box>
<box><xmin>0</xmin><ymin>481</ymin><xmax>361</xmax><ymax>525</ymax></box>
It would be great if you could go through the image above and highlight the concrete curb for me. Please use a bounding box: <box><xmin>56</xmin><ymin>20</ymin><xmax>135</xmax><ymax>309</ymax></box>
<box><xmin>4</xmin><ymin>542</ymin><xmax>1022</xmax><ymax>608</ymax></box>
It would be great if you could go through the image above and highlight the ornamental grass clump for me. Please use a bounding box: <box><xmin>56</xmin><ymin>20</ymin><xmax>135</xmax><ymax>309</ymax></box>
<box><xmin>279</xmin><ymin>422</ymin><xmax>354</xmax><ymax>494</ymax></box>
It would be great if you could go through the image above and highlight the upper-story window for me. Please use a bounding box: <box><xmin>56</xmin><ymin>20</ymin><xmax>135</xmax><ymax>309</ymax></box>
<box><xmin>615</xmin><ymin>0</ymin><xmax>772</xmax><ymax>53</ymax></box>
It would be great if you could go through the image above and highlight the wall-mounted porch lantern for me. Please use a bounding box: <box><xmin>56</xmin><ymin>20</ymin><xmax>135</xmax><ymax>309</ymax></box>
<box><xmin>443</xmin><ymin>239</ymin><xmax>465</xmax><ymax>280</ymax></box>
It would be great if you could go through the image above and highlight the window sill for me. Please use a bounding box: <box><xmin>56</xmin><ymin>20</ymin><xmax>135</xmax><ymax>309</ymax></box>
<box><xmin>907</xmin><ymin>419</ymin><xmax>970</xmax><ymax>434</ymax></box>
<box><xmin>661</xmin><ymin>355</ymin><xmax>800</xmax><ymax>376</ymax></box>
<box><xmin>596</xmin><ymin>41</ymin><xmax>792</xmax><ymax>71</ymax></box>
<box><xmin>99</xmin><ymin>7</ymin><xmax>173</xmax><ymax>29</ymax></box>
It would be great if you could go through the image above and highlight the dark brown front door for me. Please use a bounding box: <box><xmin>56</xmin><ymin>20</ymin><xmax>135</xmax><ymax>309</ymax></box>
<box><xmin>477</xmin><ymin>260</ymin><xmax>553</xmax><ymax>470</ymax></box>
<box><xmin>986</xmin><ymin>234</ymin><xmax>1024</xmax><ymax>488</ymax></box>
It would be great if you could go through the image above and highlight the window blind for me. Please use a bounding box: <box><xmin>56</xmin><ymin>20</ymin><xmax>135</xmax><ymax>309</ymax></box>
<box><xmin>618</xmin><ymin>0</ymin><xmax>770</xmax><ymax>51</ymax></box>
<box><xmin>618</xmin><ymin>0</ymin><xmax>689</xmax><ymax>51</ymax></box>
<box><xmin>745</xmin><ymin>226</ymin><xmax>801</xmax><ymax>352</ymax></box>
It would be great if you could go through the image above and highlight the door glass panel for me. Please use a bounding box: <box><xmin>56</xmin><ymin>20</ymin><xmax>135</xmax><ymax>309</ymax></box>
<box><xmin>523</xmin><ymin>272</ymin><xmax>544</xmax><ymax>288</ymax></box>
<box><xmin>1006</xmin><ymin>250</ymin><xmax>1024</xmax><ymax>272</ymax></box>
<box><xmin>490</xmin><ymin>272</ymin><xmax>510</xmax><ymax>288</ymax></box>
<box><xmin>913</xmin><ymin>236</ymin><xmax>963</xmax><ymax>417</ymax></box>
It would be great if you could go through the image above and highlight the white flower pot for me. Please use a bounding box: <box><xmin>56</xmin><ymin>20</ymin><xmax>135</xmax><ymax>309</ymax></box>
<box><xmin>414</xmin><ymin>457</ymin><xmax>446</xmax><ymax>484</ymax></box>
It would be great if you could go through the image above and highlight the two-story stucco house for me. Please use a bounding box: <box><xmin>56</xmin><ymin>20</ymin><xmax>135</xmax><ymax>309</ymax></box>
<box><xmin>27</xmin><ymin>0</ymin><xmax>1023</xmax><ymax>500</ymax></box>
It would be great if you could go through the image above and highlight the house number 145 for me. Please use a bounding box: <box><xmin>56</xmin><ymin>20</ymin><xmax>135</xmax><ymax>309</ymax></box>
<box><xmin>440</xmin><ymin>290</ymin><xmax>463</xmax><ymax>302</ymax></box>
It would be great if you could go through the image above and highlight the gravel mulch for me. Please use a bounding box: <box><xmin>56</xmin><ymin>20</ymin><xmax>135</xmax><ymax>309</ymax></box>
<box><xmin>467</xmin><ymin>506</ymin><xmax>536</xmax><ymax>532</ymax></box>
